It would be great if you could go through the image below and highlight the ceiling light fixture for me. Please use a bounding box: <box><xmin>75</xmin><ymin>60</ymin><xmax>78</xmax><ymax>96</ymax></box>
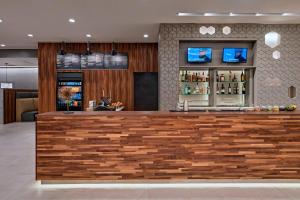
<box><xmin>143</xmin><ymin>34</ymin><xmax>149</xmax><ymax>38</ymax></box>
<box><xmin>68</xmin><ymin>18</ymin><xmax>76</xmax><ymax>23</ymax></box>
<box><xmin>177</xmin><ymin>12</ymin><xmax>300</xmax><ymax>17</ymax></box>
<box><xmin>27</xmin><ymin>34</ymin><xmax>34</xmax><ymax>38</ymax></box>
<box><xmin>86</xmin><ymin>34</ymin><xmax>92</xmax><ymax>38</ymax></box>
<box><xmin>0</xmin><ymin>44</ymin><xmax>6</xmax><ymax>47</ymax></box>
<box><xmin>0</xmin><ymin>19</ymin><xmax>2</xmax><ymax>23</ymax></box>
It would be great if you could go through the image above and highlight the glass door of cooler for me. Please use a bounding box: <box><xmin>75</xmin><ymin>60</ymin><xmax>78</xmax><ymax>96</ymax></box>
<box><xmin>179</xmin><ymin>70</ymin><xmax>211</xmax><ymax>107</ymax></box>
<box><xmin>214</xmin><ymin>69</ymin><xmax>252</xmax><ymax>107</ymax></box>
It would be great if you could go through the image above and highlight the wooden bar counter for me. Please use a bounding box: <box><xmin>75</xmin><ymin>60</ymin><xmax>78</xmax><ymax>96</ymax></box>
<box><xmin>36</xmin><ymin>111</ymin><xmax>300</xmax><ymax>181</ymax></box>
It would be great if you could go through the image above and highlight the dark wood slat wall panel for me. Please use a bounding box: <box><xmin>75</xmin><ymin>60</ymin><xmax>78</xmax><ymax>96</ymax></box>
<box><xmin>36</xmin><ymin>112</ymin><xmax>300</xmax><ymax>180</ymax></box>
<box><xmin>38</xmin><ymin>43</ymin><xmax>158</xmax><ymax>113</ymax></box>
<box><xmin>38</xmin><ymin>43</ymin><xmax>59</xmax><ymax>113</ymax></box>
<box><xmin>3</xmin><ymin>89</ymin><xmax>36</xmax><ymax>124</ymax></box>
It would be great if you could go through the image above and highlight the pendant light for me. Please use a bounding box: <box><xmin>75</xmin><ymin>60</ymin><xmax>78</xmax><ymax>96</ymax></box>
<box><xmin>59</xmin><ymin>41</ymin><xmax>65</xmax><ymax>55</ymax></box>
<box><xmin>85</xmin><ymin>41</ymin><xmax>92</xmax><ymax>55</ymax></box>
<box><xmin>111</xmin><ymin>42</ymin><xmax>117</xmax><ymax>56</ymax></box>
<box><xmin>0</xmin><ymin>63</ymin><xmax>14</xmax><ymax>89</ymax></box>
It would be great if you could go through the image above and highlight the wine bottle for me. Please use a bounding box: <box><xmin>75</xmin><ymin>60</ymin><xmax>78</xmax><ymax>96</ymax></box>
<box><xmin>216</xmin><ymin>84</ymin><xmax>220</xmax><ymax>95</ymax></box>
<box><xmin>221</xmin><ymin>84</ymin><xmax>225</xmax><ymax>94</ymax></box>
<box><xmin>233</xmin><ymin>74</ymin><xmax>237</xmax><ymax>82</ymax></box>
<box><xmin>241</xmin><ymin>71</ymin><xmax>245</xmax><ymax>82</ymax></box>
<box><xmin>207</xmin><ymin>86</ymin><xmax>210</xmax><ymax>95</ymax></box>
<box><xmin>228</xmin><ymin>83</ymin><xmax>232</xmax><ymax>94</ymax></box>
<box><xmin>216</xmin><ymin>72</ymin><xmax>219</xmax><ymax>82</ymax></box>
<box><xmin>242</xmin><ymin>83</ymin><xmax>246</xmax><ymax>94</ymax></box>
<box><xmin>229</xmin><ymin>71</ymin><xmax>232</xmax><ymax>82</ymax></box>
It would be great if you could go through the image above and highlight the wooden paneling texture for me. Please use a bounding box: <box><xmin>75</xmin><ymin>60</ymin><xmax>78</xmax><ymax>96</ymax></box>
<box><xmin>36</xmin><ymin>111</ymin><xmax>300</xmax><ymax>180</ymax></box>
<box><xmin>3</xmin><ymin>89</ymin><xmax>36</xmax><ymax>124</ymax></box>
<box><xmin>38</xmin><ymin>43</ymin><xmax>158</xmax><ymax>113</ymax></box>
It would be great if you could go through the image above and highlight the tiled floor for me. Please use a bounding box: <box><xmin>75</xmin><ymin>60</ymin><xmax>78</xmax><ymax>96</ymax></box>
<box><xmin>0</xmin><ymin>122</ymin><xmax>300</xmax><ymax>200</ymax></box>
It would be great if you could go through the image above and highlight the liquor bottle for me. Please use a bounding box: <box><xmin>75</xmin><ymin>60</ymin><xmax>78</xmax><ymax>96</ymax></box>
<box><xmin>228</xmin><ymin>83</ymin><xmax>232</xmax><ymax>94</ymax></box>
<box><xmin>202</xmin><ymin>72</ymin><xmax>205</xmax><ymax>82</ymax></box>
<box><xmin>188</xmin><ymin>86</ymin><xmax>191</xmax><ymax>95</ymax></box>
<box><xmin>194</xmin><ymin>83</ymin><xmax>200</xmax><ymax>94</ymax></box>
<box><xmin>229</xmin><ymin>71</ymin><xmax>232</xmax><ymax>82</ymax></box>
<box><xmin>236</xmin><ymin>83</ymin><xmax>240</xmax><ymax>94</ymax></box>
<box><xmin>197</xmin><ymin>73</ymin><xmax>201</xmax><ymax>82</ymax></box>
<box><xmin>241</xmin><ymin>71</ymin><xmax>246</xmax><ymax>82</ymax></box>
<box><xmin>192</xmin><ymin>72</ymin><xmax>196</xmax><ymax>82</ymax></box>
<box><xmin>216</xmin><ymin>84</ymin><xmax>220</xmax><ymax>95</ymax></box>
<box><xmin>195</xmin><ymin>73</ymin><xmax>198</xmax><ymax>82</ymax></box>
<box><xmin>181</xmin><ymin>71</ymin><xmax>185</xmax><ymax>82</ymax></box>
<box><xmin>184</xmin><ymin>84</ymin><xmax>189</xmax><ymax>95</ymax></box>
<box><xmin>221</xmin><ymin>84</ymin><xmax>225</xmax><ymax>94</ymax></box>
<box><xmin>242</xmin><ymin>83</ymin><xmax>246</xmax><ymax>94</ymax></box>
<box><xmin>233</xmin><ymin>74</ymin><xmax>237</xmax><ymax>82</ymax></box>
<box><xmin>216</xmin><ymin>72</ymin><xmax>219</xmax><ymax>82</ymax></box>
<box><xmin>220</xmin><ymin>74</ymin><xmax>225</xmax><ymax>82</ymax></box>
<box><xmin>188</xmin><ymin>72</ymin><xmax>192</xmax><ymax>82</ymax></box>
<box><xmin>184</xmin><ymin>71</ymin><xmax>188</xmax><ymax>82</ymax></box>
<box><xmin>207</xmin><ymin>86</ymin><xmax>210</xmax><ymax>95</ymax></box>
<box><xmin>206</xmin><ymin>73</ymin><xmax>209</xmax><ymax>82</ymax></box>
<box><xmin>233</xmin><ymin>83</ymin><xmax>237</xmax><ymax>94</ymax></box>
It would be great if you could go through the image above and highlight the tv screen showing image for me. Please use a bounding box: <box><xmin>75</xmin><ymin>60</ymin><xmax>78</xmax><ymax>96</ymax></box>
<box><xmin>187</xmin><ymin>48</ymin><xmax>212</xmax><ymax>63</ymax></box>
<box><xmin>81</xmin><ymin>53</ymin><xmax>104</xmax><ymax>69</ymax></box>
<box><xmin>223</xmin><ymin>48</ymin><xmax>248</xmax><ymax>63</ymax></box>
<box><xmin>104</xmin><ymin>53</ymin><xmax>128</xmax><ymax>69</ymax></box>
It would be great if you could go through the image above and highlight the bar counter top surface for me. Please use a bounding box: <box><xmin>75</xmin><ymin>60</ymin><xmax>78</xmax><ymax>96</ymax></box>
<box><xmin>36</xmin><ymin>111</ymin><xmax>300</xmax><ymax>181</ymax></box>
<box><xmin>38</xmin><ymin>110</ymin><xmax>300</xmax><ymax>116</ymax></box>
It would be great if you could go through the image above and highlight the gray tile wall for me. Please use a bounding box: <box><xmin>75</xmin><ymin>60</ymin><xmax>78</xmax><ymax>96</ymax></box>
<box><xmin>159</xmin><ymin>24</ymin><xmax>300</xmax><ymax>110</ymax></box>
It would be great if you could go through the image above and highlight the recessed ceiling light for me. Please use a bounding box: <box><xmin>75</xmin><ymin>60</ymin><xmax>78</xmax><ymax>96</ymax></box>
<box><xmin>0</xmin><ymin>44</ymin><xmax>6</xmax><ymax>47</ymax></box>
<box><xmin>282</xmin><ymin>13</ymin><xmax>295</xmax><ymax>16</ymax></box>
<box><xmin>256</xmin><ymin>13</ymin><xmax>263</xmax><ymax>16</ymax></box>
<box><xmin>27</xmin><ymin>34</ymin><xmax>34</xmax><ymax>38</ymax></box>
<box><xmin>86</xmin><ymin>34</ymin><xmax>92</xmax><ymax>38</ymax></box>
<box><xmin>143</xmin><ymin>34</ymin><xmax>149</xmax><ymax>38</ymax></box>
<box><xmin>68</xmin><ymin>18</ymin><xmax>76</xmax><ymax>23</ymax></box>
<box><xmin>0</xmin><ymin>19</ymin><xmax>2</xmax><ymax>23</ymax></box>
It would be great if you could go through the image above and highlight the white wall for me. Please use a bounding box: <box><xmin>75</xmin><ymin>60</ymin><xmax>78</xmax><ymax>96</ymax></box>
<box><xmin>0</xmin><ymin>67</ymin><xmax>38</xmax><ymax>124</ymax></box>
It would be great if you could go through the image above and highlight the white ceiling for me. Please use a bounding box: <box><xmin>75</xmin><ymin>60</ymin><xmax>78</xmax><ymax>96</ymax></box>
<box><xmin>0</xmin><ymin>0</ymin><xmax>300</xmax><ymax>49</ymax></box>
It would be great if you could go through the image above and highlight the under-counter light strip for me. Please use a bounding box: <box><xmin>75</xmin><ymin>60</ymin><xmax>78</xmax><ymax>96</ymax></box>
<box><xmin>177</xmin><ymin>12</ymin><xmax>300</xmax><ymax>17</ymax></box>
<box><xmin>34</xmin><ymin>182</ymin><xmax>300</xmax><ymax>189</ymax></box>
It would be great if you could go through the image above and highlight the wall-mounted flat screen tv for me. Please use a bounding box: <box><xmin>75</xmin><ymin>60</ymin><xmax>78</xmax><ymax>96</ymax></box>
<box><xmin>223</xmin><ymin>48</ymin><xmax>248</xmax><ymax>63</ymax></box>
<box><xmin>187</xmin><ymin>48</ymin><xmax>212</xmax><ymax>63</ymax></box>
<box><xmin>104</xmin><ymin>53</ymin><xmax>128</xmax><ymax>69</ymax></box>
<box><xmin>81</xmin><ymin>53</ymin><xmax>104</xmax><ymax>69</ymax></box>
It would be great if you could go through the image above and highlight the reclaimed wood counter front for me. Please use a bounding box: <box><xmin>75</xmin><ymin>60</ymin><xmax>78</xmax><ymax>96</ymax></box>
<box><xmin>36</xmin><ymin>111</ymin><xmax>300</xmax><ymax>181</ymax></box>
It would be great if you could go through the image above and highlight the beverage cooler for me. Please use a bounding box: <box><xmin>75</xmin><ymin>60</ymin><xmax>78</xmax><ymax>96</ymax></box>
<box><xmin>179</xmin><ymin>68</ymin><xmax>254</xmax><ymax>108</ymax></box>
<box><xmin>57</xmin><ymin>72</ymin><xmax>83</xmax><ymax>111</ymax></box>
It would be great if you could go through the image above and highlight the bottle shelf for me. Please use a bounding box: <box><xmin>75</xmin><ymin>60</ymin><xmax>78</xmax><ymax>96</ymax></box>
<box><xmin>216</xmin><ymin>81</ymin><xmax>246</xmax><ymax>83</ymax></box>
<box><xmin>180</xmin><ymin>94</ymin><xmax>210</xmax><ymax>96</ymax></box>
<box><xmin>180</xmin><ymin>81</ymin><xmax>209</xmax><ymax>83</ymax></box>
<box><xmin>216</xmin><ymin>94</ymin><xmax>246</xmax><ymax>96</ymax></box>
